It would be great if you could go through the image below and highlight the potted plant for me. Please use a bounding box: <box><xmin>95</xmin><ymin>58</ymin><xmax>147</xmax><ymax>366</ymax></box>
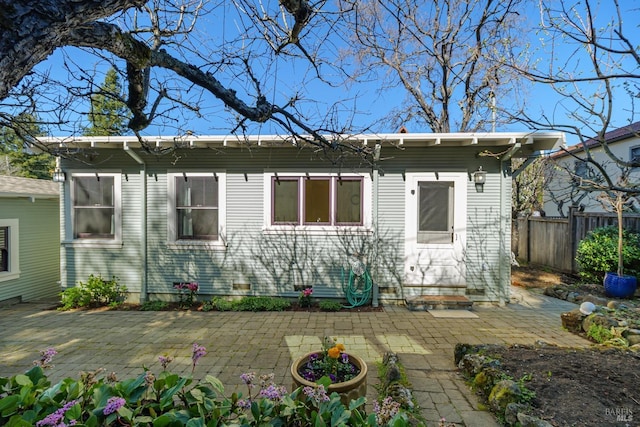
<box><xmin>290</xmin><ymin>337</ymin><xmax>368</xmax><ymax>405</ymax></box>
<box><xmin>600</xmin><ymin>189</ymin><xmax>638</xmax><ymax>298</ymax></box>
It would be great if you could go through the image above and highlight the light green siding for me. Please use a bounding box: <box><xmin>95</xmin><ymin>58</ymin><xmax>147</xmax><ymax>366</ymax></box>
<box><xmin>60</xmin><ymin>144</ymin><xmax>511</xmax><ymax>303</ymax></box>
<box><xmin>0</xmin><ymin>197</ymin><xmax>60</xmax><ymax>302</ymax></box>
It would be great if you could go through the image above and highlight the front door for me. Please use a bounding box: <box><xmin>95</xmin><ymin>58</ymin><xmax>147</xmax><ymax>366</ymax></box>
<box><xmin>404</xmin><ymin>172</ymin><xmax>467</xmax><ymax>287</ymax></box>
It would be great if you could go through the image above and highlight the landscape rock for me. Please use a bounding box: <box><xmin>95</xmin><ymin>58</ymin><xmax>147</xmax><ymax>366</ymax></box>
<box><xmin>504</xmin><ymin>403</ymin><xmax>528</xmax><ymax>425</ymax></box>
<box><xmin>560</xmin><ymin>309</ymin><xmax>585</xmax><ymax>332</ymax></box>
<box><xmin>488</xmin><ymin>379</ymin><xmax>521</xmax><ymax>413</ymax></box>
<box><xmin>581</xmin><ymin>294</ymin><xmax>609</xmax><ymax>306</ymax></box>
<box><xmin>582</xmin><ymin>313</ymin><xmax>619</xmax><ymax>333</ymax></box>
<box><xmin>517</xmin><ymin>412</ymin><xmax>554</xmax><ymax>427</ymax></box>
<box><xmin>622</xmin><ymin>329</ymin><xmax>640</xmax><ymax>346</ymax></box>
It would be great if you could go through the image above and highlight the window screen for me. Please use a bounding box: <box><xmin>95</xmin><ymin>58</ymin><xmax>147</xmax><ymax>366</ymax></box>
<box><xmin>273</xmin><ymin>179</ymin><xmax>299</xmax><ymax>224</ymax></box>
<box><xmin>176</xmin><ymin>176</ymin><xmax>218</xmax><ymax>240</ymax></box>
<box><xmin>335</xmin><ymin>179</ymin><xmax>362</xmax><ymax>224</ymax></box>
<box><xmin>417</xmin><ymin>181</ymin><xmax>454</xmax><ymax>243</ymax></box>
<box><xmin>304</xmin><ymin>179</ymin><xmax>330</xmax><ymax>224</ymax></box>
<box><xmin>73</xmin><ymin>176</ymin><xmax>115</xmax><ymax>238</ymax></box>
<box><xmin>0</xmin><ymin>226</ymin><xmax>7</xmax><ymax>272</ymax></box>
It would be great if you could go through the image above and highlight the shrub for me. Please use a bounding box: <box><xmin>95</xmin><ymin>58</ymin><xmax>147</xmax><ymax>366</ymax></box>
<box><xmin>140</xmin><ymin>300</ymin><xmax>169</xmax><ymax>311</ymax></box>
<box><xmin>233</xmin><ymin>296</ymin><xmax>291</xmax><ymax>311</ymax></box>
<box><xmin>575</xmin><ymin>226</ymin><xmax>640</xmax><ymax>283</ymax></box>
<box><xmin>0</xmin><ymin>346</ymin><xmax>412</xmax><ymax>426</ymax></box>
<box><xmin>202</xmin><ymin>296</ymin><xmax>234</xmax><ymax>311</ymax></box>
<box><xmin>59</xmin><ymin>275</ymin><xmax>127</xmax><ymax>310</ymax></box>
<box><xmin>319</xmin><ymin>300</ymin><xmax>343</xmax><ymax>311</ymax></box>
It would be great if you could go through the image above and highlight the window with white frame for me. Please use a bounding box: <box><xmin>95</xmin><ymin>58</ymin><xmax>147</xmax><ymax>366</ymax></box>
<box><xmin>630</xmin><ymin>146</ymin><xmax>640</xmax><ymax>166</ymax></box>
<box><xmin>168</xmin><ymin>172</ymin><xmax>226</xmax><ymax>244</ymax></box>
<box><xmin>0</xmin><ymin>219</ymin><xmax>19</xmax><ymax>281</ymax></box>
<box><xmin>267</xmin><ymin>173</ymin><xmax>370</xmax><ymax>229</ymax></box>
<box><xmin>71</xmin><ymin>173</ymin><xmax>121</xmax><ymax>240</ymax></box>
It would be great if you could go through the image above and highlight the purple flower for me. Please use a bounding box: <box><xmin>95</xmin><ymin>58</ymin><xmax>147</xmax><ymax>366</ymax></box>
<box><xmin>258</xmin><ymin>384</ymin><xmax>287</xmax><ymax>400</ymax></box>
<box><xmin>36</xmin><ymin>400</ymin><xmax>77</xmax><ymax>426</ymax></box>
<box><xmin>186</xmin><ymin>282</ymin><xmax>199</xmax><ymax>292</ymax></box>
<box><xmin>341</xmin><ymin>353</ymin><xmax>349</xmax><ymax>364</ymax></box>
<box><xmin>240</xmin><ymin>372</ymin><xmax>256</xmax><ymax>385</ymax></box>
<box><xmin>103</xmin><ymin>397</ymin><xmax>126</xmax><ymax>416</ymax></box>
<box><xmin>192</xmin><ymin>343</ymin><xmax>207</xmax><ymax>367</ymax></box>
<box><xmin>158</xmin><ymin>355</ymin><xmax>173</xmax><ymax>370</ymax></box>
<box><xmin>236</xmin><ymin>399</ymin><xmax>251</xmax><ymax>409</ymax></box>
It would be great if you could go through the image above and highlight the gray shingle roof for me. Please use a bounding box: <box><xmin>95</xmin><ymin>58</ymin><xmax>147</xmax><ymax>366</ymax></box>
<box><xmin>0</xmin><ymin>175</ymin><xmax>59</xmax><ymax>198</ymax></box>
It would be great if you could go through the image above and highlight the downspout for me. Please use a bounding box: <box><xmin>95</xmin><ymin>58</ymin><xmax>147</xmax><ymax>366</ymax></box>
<box><xmin>124</xmin><ymin>146</ymin><xmax>148</xmax><ymax>303</ymax></box>
<box><xmin>371</xmin><ymin>143</ymin><xmax>381</xmax><ymax>307</ymax></box>
<box><xmin>499</xmin><ymin>160</ymin><xmax>508</xmax><ymax>306</ymax></box>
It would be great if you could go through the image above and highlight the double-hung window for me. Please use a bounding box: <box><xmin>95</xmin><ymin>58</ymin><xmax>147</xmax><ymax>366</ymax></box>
<box><xmin>71</xmin><ymin>173</ymin><xmax>121</xmax><ymax>242</ymax></box>
<box><xmin>168</xmin><ymin>172</ymin><xmax>226</xmax><ymax>247</ymax></box>
<box><xmin>268</xmin><ymin>173</ymin><xmax>370</xmax><ymax>229</ymax></box>
<box><xmin>0</xmin><ymin>219</ymin><xmax>19</xmax><ymax>281</ymax></box>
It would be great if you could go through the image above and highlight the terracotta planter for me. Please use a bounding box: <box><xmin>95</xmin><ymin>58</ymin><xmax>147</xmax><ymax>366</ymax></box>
<box><xmin>603</xmin><ymin>272</ymin><xmax>638</xmax><ymax>299</ymax></box>
<box><xmin>290</xmin><ymin>351</ymin><xmax>368</xmax><ymax>405</ymax></box>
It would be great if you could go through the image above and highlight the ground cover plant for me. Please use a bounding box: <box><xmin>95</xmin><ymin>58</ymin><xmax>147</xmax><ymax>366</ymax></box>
<box><xmin>59</xmin><ymin>275</ymin><xmax>127</xmax><ymax>310</ymax></box>
<box><xmin>0</xmin><ymin>345</ymin><xmax>418</xmax><ymax>427</ymax></box>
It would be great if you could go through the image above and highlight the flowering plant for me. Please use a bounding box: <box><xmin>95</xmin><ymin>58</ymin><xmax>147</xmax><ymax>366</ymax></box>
<box><xmin>173</xmin><ymin>281</ymin><xmax>199</xmax><ymax>308</ymax></box>
<box><xmin>298</xmin><ymin>287</ymin><xmax>313</xmax><ymax>308</ymax></box>
<box><xmin>298</xmin><ymin>336</ymin><xmax>360</xmax><ymax>384</ymax></box>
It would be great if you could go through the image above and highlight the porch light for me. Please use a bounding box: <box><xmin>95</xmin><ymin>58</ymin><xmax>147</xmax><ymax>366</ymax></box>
<box><xmin>52</xmin><ymin>168</ymin><xmax>66</xmax><ymax>183</ymax></box>
<box><xmin>473</xmin><ymin>166</ymin><xmax>486</xmax><ymax>193</ymax></box>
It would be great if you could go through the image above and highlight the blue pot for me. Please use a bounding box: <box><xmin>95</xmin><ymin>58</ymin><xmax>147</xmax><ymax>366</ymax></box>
<box><xmin>603</xmin><ymin>272</ymin><xmax>638</xmax><ymax>299</ymax></box>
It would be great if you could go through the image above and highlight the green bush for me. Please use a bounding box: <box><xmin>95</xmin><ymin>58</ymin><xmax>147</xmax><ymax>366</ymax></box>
<box><xmin>319</xmin><ymin>300</ymin><xmax>343</xmax><ymax>311</ymax></box>
<box><xmin>0</xmin><ymin>347</ymin><xmax>412</xmax><ymax>426</ymax></box>
<box><xmin>59</xmin><ymin>275</ymin><xmax>127</xmax><ymax>310</ymax></box>
<box><xmin>232</xmin><ymin>296</ymin><xmax>291</xmax><ymax>311</ymax></box>
<box><xmin>575</xmin><ymin>226</ymin><xmax>640</xmax><ymax>283</ymax></box>
<box><xmin>202</xmin><ymin>296</ymin><xmax>234</xmax><ymax>311</ymax></box>
<box><xmin>140</xmin><ymin>300</ymin><xmax>169</xmax><ymax>311</ymax></box>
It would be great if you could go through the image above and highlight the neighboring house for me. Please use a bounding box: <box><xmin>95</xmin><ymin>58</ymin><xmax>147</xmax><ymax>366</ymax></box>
<box><xmin>48</xmin><ymin>132</ymin><xmax>562</xmax><ymax>305</ymax></box>
<box><xmin>0</xmin><ymin>175</ymin><xmax>60</xmax><ymax>304</ymax></box>
<box><xmin>544</xmin><ymin>121</ymin><xmax>640</xmax><ymax>217</ymax></box>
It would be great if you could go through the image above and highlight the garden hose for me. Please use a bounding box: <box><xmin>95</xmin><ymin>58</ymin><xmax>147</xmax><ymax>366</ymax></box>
<box><xmin>341</xmin><ymin>258</ymin><xmax>373</xmax><ymax>308</ymax></box>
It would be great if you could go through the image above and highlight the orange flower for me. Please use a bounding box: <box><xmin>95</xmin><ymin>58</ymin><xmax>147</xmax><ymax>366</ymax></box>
<box><xmin>327</xmin><ymin>346</ymin><xmax>341</xmax><ymax>359</ymax></box>
<box><xmin>336</xmin><ymin>343</ymin><xmax>345</xmax><ymax>352</ymax></box>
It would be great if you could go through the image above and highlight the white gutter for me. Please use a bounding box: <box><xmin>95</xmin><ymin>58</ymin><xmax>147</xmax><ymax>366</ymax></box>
<box><xmin>124</xmin><ymin>145</ymin><xmax>148</xmax><ymax>303</ymax></box>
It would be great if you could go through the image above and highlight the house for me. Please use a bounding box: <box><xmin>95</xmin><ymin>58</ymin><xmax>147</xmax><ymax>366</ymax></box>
<box><xmin>0</xmin><ymin>175</ymin><xmax>60</xmax><ymax>304</ymax></box>
<box><xmin>47</xmin><ymin>132</ymin><xmax>563</xmax><ymax>305</ymax></box>
<box><xmin>544</xmin><ymin>121</ymin><xmax>640</xmax><ymax>217</ymax></box>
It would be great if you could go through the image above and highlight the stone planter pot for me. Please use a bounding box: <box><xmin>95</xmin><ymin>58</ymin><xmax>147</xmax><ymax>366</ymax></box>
<box><xmin>603</xmin><ymin>272</ymin><xmax>637</xmax><ymax>299</ymax></box>
<box><xmin>290</xmin><ymin>351</ymin><xmax>368</xmax><ymax>405</ymax></box>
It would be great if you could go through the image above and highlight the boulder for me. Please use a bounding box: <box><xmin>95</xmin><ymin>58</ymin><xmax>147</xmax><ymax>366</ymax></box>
<box><xmin>517</xmin><ymin>412</ymin><xmax>555</xmax><ymax>427</ymax></box>
<box><xmin>622</xmin><ymin>329</ymin><xmax>640</xmax><ymax>346</ymax></box>
<box><xmin>561</xmin><ymin>309</ymin><xmax>585</xmax><ymax>332</ymax></box>
<box><xmin>582</xmin><ymin>313</ymin><xmax>618</xmax><ymax>333</ymax></box>
<box><xmin>488</xmin><ymin>379</ymin><xmax>522</xmax><ymax>413</ymax></box>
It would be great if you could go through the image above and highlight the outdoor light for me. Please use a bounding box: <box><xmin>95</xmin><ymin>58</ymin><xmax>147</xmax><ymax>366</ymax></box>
<box><xmin>473</xmin><ymin>166</ymin><xmax>486</xmax><ymax>193</ymax></box>
<box><xmin>52</xmin><ymin>168</ymin><xmax>66</xmax><ymax>183</ymax></box>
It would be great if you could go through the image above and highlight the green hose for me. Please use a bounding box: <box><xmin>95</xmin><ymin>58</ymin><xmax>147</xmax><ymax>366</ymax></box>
<box><xmin>341</xmin><ymin>262</ymin><xmax>373</xmax><ymax>308</ymax></box>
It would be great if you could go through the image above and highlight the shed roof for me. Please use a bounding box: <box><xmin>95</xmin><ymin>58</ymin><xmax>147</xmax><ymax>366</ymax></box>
<box><xmin>0</xmin><ymin>175</ymin><xmax>59</xmax><ymax>199</ymax></box>
<box><xmin>38</xmin><ymin>131</ymin><xmax>565</xmax><ymax>159</ymax></box>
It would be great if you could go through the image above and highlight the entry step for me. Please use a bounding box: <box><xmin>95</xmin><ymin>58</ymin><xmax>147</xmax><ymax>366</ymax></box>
<box><xmin>406</xmin><ymin>295</ymin><xmax>473</xmax><ymax>311</ymax></box>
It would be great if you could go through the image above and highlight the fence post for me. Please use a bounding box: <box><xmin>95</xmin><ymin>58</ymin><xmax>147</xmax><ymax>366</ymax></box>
<box><xmin>568</xmin><ymin>206</ymin><xmax>578</xmax><ymax>273</ymax></box>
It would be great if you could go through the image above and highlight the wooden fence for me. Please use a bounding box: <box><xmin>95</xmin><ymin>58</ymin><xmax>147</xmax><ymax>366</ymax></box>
<box><xmin>512</xmin><ymin>209</ymin><xmax>640</xmax><ymax>273</ymax></box>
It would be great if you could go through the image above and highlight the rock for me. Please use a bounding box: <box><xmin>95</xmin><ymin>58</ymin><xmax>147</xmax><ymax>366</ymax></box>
<box><xmin>488</xmin><ymin>379</ymin><xmax>521</xmax><ymax>413</ymax></box>
<box><xmin>582</xmin><ymin>313</ymin><xmax>618</xmax><ymax>333</ymax></box>
<box><xmin>566</xmin><ymin>292</ymin><xmax>580</xmax><ymax>303</ymax></box>
<box><xmin>458</xmin><ymin>354</ymin><xmax>501</xmax><ymax>377</ymax></box>
<box><xmin>622</xmin><ymin>329</ymin><xmax>640</xmax><ymax>346</ymax></box>
<box><xmin>473</xmin><ymin>367</ymin><xmax>503</xmax><ymax>395</ymax></box>
<box><xmin>517</xmin><ymin>412</ymin><xmax>554</xmax><ymax>427</ymax></box>
<box><xmin>504</xmin><ymin>403</ymin><xmax>528</xmax><ymax>425</ymax></box>
<box><xmin>582</xmin><ymin>294</ymin><xmax>609</xmax><ymax>306</ymax></box>
<box><xmin>629</xmin><ymin>344</ymin><xmax>640</xmax><ymax>352</ymax></box>
<box><xmin>607</xmin><ymin>300</ymin><xmax>620</xmax><ymax>310</ymax></box>
<box><xmin>561</xmin><ymin>309</ymin><xmax>585</xmax><ymax>332</ymax></box>
<box><xmin>544</xmin><ymin>286</ymin><xmax>568</xmax><ymax>300</ymax></box>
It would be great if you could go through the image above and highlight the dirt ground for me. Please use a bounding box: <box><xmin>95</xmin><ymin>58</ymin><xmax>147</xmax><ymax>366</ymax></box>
<box><xmin>499</xmin><ymin>266</ymin><xmax>640</xmax><ymax>426</ymax></box>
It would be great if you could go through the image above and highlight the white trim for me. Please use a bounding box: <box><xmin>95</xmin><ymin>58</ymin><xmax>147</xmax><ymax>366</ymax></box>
<box><xmin>0</xmin><ymin>219</ymin><xmax>20</xmax><ymax>282</ymax></box>
<box><xmin>68</xmin><ymin>172</ymin><xmax>122</xmax><ymax>246</ymax></box>
<box><xmin>167</xmin><ymin>171</ymin><xmax>227</xmax><ymax>250</ymax></box>
<box><xmin>263</xmin><ymin>172</ymin><xmax>372</xmax><ymax>233</ymax></box>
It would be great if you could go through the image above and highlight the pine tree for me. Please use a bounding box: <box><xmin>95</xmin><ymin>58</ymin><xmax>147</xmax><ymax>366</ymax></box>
<box><xmin>83</xmin><ymin>68</ymin><xmax>130</xmax><ymax>136</ymax></box>
<box><xmin>0</xmin><ymin>114</ymin><xmax>54</xmax><ymax>180</ymax></box>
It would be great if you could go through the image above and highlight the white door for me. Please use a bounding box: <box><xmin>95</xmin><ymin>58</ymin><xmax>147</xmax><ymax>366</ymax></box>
<box><xmin>404</xmin><ymin>172</ymin><xmax>467</xmax><ymax>286</ymax></box>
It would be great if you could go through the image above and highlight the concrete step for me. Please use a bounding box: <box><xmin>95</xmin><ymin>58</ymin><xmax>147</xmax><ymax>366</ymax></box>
<box><xmin>405</xmin><ymin>295</ymin><xmax>473</xmax><ymax>311</ymax></box>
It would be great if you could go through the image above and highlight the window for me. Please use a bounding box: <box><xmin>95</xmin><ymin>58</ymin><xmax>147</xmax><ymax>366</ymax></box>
<box><xmin>71</xmin><ymin>173</ymin><xmax>121</xmax><ymax>241</ymax></box>
<box><xmin>268</xmin><ymin>174</ymin><xmax>369</xmax><ymax>229</ymax></box>
<box><xmin>0</xmin><ymin>219</ymin><xmax>19</xmax><ymax>282</ymax></box>
<box><xmin>417</xmin><ymin>181</ymin><xmax>454</xmax><ymax>244</ymax></box>
<box><xmin>168</xmin><ymin>172</ymin><xmax>226</xmax><ymax>246</ymax></box>
<box><xmin>176</xmin><ymin>176</ymin><xmax>219</xmax><ymax>240</ymax></box>
<box><xmin>630</xmin><ymin>146</ymin><xmax>640</xmax><ymax>167</ymax></box>
<box><xmin>0</xmin><ymin>226</ymin><xmax>8</xmax><ymax>272</ymax></box>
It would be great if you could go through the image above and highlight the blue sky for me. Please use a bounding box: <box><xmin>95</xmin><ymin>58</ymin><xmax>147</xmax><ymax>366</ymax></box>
<box><xmin>26</xmin><ymin>1</ymin><xmax>637</xmax><ymax>146</ymax></box>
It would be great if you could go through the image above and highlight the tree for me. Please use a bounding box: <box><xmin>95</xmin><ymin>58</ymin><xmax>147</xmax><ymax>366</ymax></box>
<box><xmin>83</xmin><ymin>68</ymin><xmax>130</xmax><ymax>136</ymax></box>
<box><xmin>0</xmin><ymin>113</ymin><xmax>54</xmax><ymax>179</ymax></box>
<box><xmin>505</xmin><ymin>0</ymin><xmax>640</xmax><ymax>201</ymax></box>
<box><xmin>0</xmin><ymin>0</ymin><xmax>363</xmax><ymax>157</ymax></box>
<box><xmin>338</xmin><ymin>0</ymin><xmax>528</xmax><ymax>132</ymax></box>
